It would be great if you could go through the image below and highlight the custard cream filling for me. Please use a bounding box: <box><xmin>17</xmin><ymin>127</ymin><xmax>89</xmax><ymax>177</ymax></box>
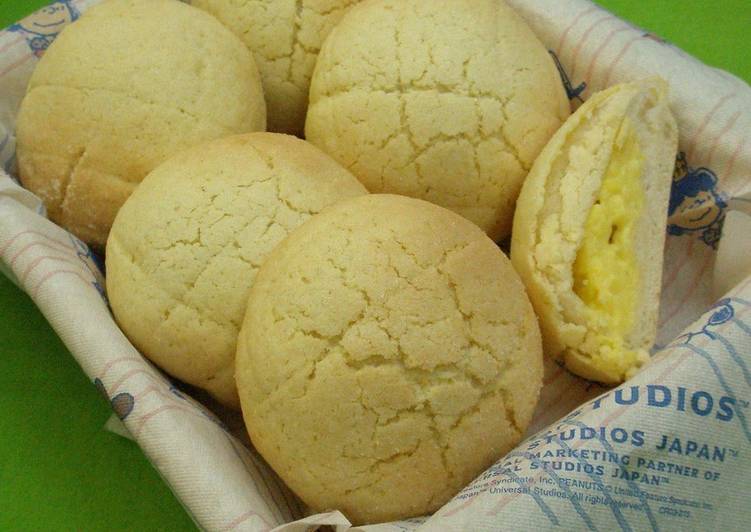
<box><xmin>571</xmin><ymin>117</ymin><xmax>645</xmax><ymax>380</ymax></box>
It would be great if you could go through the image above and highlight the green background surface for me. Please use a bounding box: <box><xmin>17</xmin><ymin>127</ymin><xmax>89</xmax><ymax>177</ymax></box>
<box><xmin>0</xmin><ymin>0</ymin><xmax>749</xmax><ymax>530</ymax></box>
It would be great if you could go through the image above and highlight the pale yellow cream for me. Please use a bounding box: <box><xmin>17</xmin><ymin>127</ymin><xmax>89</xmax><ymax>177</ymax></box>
<box><xmin>570</xmin><ymin>118</ymin><xmax>645</xmax><ymax>382</ymax></box>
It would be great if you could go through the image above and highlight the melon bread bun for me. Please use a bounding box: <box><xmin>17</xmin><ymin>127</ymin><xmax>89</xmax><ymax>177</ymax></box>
<box><xmin>191</xmin><ymin>0</ymin><xmax>362</xmax><ymax>136</ymax></box>
<box><xmin>235</xmin><ymin>194</ymin><xmax>544</xmax><ymax>524</ymax></box>
<box><xmin>510</xmin><ymin>78</ymin><xmax>679</xmax><ymax>385</ymax></box>
<box><xmin>305</xmin><ymin>0</ymin><xmax>570</xmax><ymax>241</ymax></box>
<box><xmin>16</xmin><ymin>0</ymin><xmax>266</xmax><ymax>250</ymax></box>
<box><xmin>106</xmin><ymin>133</ymin><xmax>367</xmax><ymax>407</ymax></box>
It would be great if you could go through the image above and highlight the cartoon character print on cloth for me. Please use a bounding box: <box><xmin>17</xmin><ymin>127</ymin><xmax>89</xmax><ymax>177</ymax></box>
<box><xmin>676</xmin><ymin>298</ymin><xmax>735</xmax><ymax>344</ymax></box>
<box><xmin>667</xmin><ymin>296</ymin><xmax>751</xmax><ymax>444</ymax></box>
<box><xmin>67</xmin><ymin>233</ymin><xmax>106</xmax><ymax>302</ymax></box>
<box><xmin>668</xmin><ymin>152</ymin><xmax>728</xmax><ymax>249</ymax></box>
<box><xmin>8</xmin><ymin>1</ymin><xmax>79</xmax><ymax>57</ymax></box>
<box><xmin>94</xmin><ymin>373</ymin><xmax>229</xmax><ymax>428</ymax></box>
<box><xmin>549</xmin><ymin>50</ymin><xmax>587</xmax><ymax>102</ymax></box>
<box><xmin>94</xmin><ymin>378</ymin><xmax>135</xmax><ymax>420</ymax></box>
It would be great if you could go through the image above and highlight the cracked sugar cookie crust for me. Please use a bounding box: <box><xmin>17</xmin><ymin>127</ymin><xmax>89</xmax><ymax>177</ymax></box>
<box><xmin>236</xmin><ymin>194</ymin><xmax>543</xmax><ymax>524</ymax></box>
<box><xmin>191</xmin><ymin>0</ymin><xmax>362</xmax><ymax>136</ymax></box>
<box><xmin>106</xmin><ymin>133</ymin><xmax>366</xmax><ymax>407</ymax></box>
<box><xmin>305</xmin><ymin>0</ymin><xmax>570</xmax><ymax>241</ymax></box>
<box><xmin>16</xmin><ymin>0</ymin><xmax>266</xmax><ymax>249</ymax></box>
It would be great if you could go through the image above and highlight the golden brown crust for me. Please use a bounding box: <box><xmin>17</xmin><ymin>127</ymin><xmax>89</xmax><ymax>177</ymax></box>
<box><xmin>106</xmin><ymin>133</ymin><xmax>366</xmax><ymax>407</ymax></box>
<box><xmin>305</xmin><ymin>0</ymin><xmax>570</xmax><ymax>240</ymax></box>
<box><xmin>192</xmin><ymin>0</ymin><xmax>362</xmax><ymax>136</ymax></box>
<box><xmin>236</xmin><ymin>194</ymin><xmax>543</xmax><ymax>524</ymax></box>
<box><xmin>16</xmin><ymin>0</ymin><xmax>266</xmax><ymax>249</ymax></box>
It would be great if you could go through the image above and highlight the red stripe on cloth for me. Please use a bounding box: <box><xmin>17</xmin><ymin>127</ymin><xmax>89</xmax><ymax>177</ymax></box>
<box><xmin>726</xmin><ymin>137</ymin><xmax>750</xmax><ymax>196</ymax></box>
<box><xmin>487</xmin><ymin>484</ymin><xmax>519</xmax><ymax>515</ymax></box>
<box><xmin>705</xmin><ymin>111</ymin><xmax>742</xmax><ymax>168</ymax></box>
<box><xmin>584</xmin><ymin>26</ymin><xmax>631</xmax><ymax>85</ymax></box>
<box><xmin>10</xmin><ymin>240</ymin><xmax>76</xmax><ymax>269</ymax></box>
<box><xmin>219</xmin><ymin>511</ymin><xmax>272</xmax><ymax>532</ymax></box>
<box><xmin>687</xmin><ymin>93</ymin><xmax>736</xmax><ymax>159</ymax></box>
<box><xmin>0</xmin><ymin>34</ymin><xmax>24</xmax><ymax>55</ymax></box>
<box><xmin>440</xmin><ymin>490</ymin><xmax>478</xmax><ymax>517</ymax></box>
<box><xmin>131</xmin><ymin>403</ymin><xmax>212</xmax><ymax>439</ymax></box>
<box><xmin>99</xmin><ymin>356</ymin><xmax>144</xmax><ymax>380</ymax></box>
<box><xmin>663</xmin><ymin>238</ymin><xmax>695</xmax><ymax>293</ymax></box>
<box><xmin>659</xmin><ymin>250</ymin><xmax>714</xmax><ymax>329</ymax></box>
<box><xmin>569</xmin><ymin>15</ymin><xmax>613</xmax><ymax>76</ymax></box>
<box><xmin>219</xmin><ymin>511</ymin><xmax>273</xmax><ymax>532</ymax></box>
<box><xmin>604</xmin><ymin>35</ymin><xmax>642</xmax><ymax>86</ymax></box>
<box><xmin>32</xmin><ymin>268</ymin><xmax>91</xmax><ymax>299</ymax></box>
<box><xmin>21</xmin><ymin>253</ymin><xmax>79</xmax><ymax>284</ymax></box>
<box><xmin>556</xmin><ymin>6</ymin><xmax>599</xmax><ymax>55</ymax></box>
<box><xmin>0</xmin><ymin>53</ymin><xmax>32</xmax><ymax>77</ymax></box>
<box><xmin>0</xmin><ymin>229</ymin><xmax>75</xmax><ymax>256</ymax></box>
<box><xmin>133</xmin><ymin>385</ymin><xmax>182</xmax><ymax>402</ymax></box>
<box><xmin>109</xmin><ymin>367</ymin><xmax>163</xmax><ymax>394</ymax></box>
